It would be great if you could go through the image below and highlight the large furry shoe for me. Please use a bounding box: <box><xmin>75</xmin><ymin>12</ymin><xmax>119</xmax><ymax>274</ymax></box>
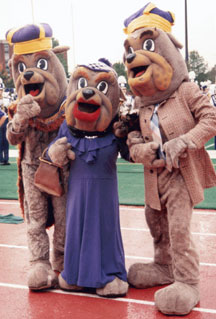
<box><xmin>28</xmin><ymin>262</ymin><xmax>58</xmax><ymax>290</ymax></box>
<box><xmin>128</xmin><ymin>262</ymin><xmax>174</xmax><ymax>288</ymax></box>
<box><xmin>155</xmin><ymin>281</ymin><xmax>200</xmax><ymax>315</ymax></box>
<box><xmin>58</xmin><ymin>273</ymin><xmax>83</xmax><ymax>292</ymax></box>
<box><xmin>96</xmin><ymin>277</ymin><xmax>129</xmax><ymax>298</ymax></box>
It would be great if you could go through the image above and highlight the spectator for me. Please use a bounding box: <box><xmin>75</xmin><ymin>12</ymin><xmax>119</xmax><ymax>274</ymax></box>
<box><xmin>120</xmin><ymin>86</ymin><xmax>135</xmax><ymax>116</ymax></box>
<box><xmin>209</xmin><ymin>85</ymin><xmax>216</xmax><ymax>149</ymax></box>
<box><xmin>209</xmin><ymin>85</ymin><xmax>216</xmax><ymax>107</ymax></box>
<box><xmin>0</xmin><ymin>82</ymin><xmax>4</xmax><ymax>109</ymax></box>
<box><xmin>201</xmin><ymin>85</ymin><xmax>211</xmax><ymax>99</ymax></box>
<box><xmin>0</xmin><ymin>108</ymin><xmax>10</xmax><ymax>165</ymax></box>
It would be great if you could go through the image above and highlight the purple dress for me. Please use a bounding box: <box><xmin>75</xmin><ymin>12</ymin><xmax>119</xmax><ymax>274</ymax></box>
<box><xmin>53</xmin><ymin>120</ymin><xmax>127</xmax><ymax>288</ymax></box>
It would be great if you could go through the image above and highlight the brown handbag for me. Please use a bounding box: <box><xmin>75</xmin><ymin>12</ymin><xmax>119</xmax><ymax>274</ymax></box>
<box><xmin>34</xmin><ymin>149</ymin><xmax>64</xmax><ymax>197</ymax></box>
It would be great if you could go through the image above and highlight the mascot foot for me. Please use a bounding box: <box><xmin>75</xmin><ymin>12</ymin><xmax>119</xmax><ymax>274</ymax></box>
<box><xmin>58</xmin><ymin>273</ymin><xmax>83</xmax><ymax>292</ymax></box>
<box><xmin>28</xmin><ymin>262</ymin><xmax>58</xmax><ymax>290</ymax></box>
<box><xmin>128</xmin><ymin>262</ymin><xmax>174</xmax><ymax>288</ymax></box>
<box><xmin>155</xmin><ymin>281</ymin><xmax>200</xmax><ymax>315</ymax></box>
<box><xmin>96</xmin><ymin>277</ymin><xmax>128</xmax><ymax>298</ymax></box>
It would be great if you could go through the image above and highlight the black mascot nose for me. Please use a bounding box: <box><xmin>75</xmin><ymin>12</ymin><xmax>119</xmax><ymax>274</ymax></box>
<box><xmin>83</xmin><ymin>89</ymin><xmax>95</xmax><ymax>100</ymax></box>
<box><xmin>126</xmin><ymin>53</ymin><xmax>136</xmax><ymax>64</ymax></box>
<box><xmin>24</xmin><ymin>71</ymin><xmax>34</xmax><ymax>81</ymax></box>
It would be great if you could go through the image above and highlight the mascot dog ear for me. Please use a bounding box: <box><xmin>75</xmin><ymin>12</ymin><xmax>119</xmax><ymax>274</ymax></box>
<box><xmin>52</xmin><ymin>46</ymin><xmax>70</xmax><ymax>54</ymax></box>
<box><xmin>167</xmin><ymin>33</ymin><xmax>183</xmax><ymax>49</ymax></box>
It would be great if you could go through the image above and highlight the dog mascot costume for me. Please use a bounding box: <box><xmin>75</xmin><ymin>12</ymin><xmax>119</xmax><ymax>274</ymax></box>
<box><xmin>46</xmin><ymin>59</ymin><xmax>129</xmax><ymax>297</ymax></box>
<box><xmin>6</xmin><ymin>23</ymin><xmax>69</xmax><ymax>290</ymax></box>
<box><xmin>120</xmin><ymin>3</ymin><xmax>216</xmax><ymax>315</ymax></box>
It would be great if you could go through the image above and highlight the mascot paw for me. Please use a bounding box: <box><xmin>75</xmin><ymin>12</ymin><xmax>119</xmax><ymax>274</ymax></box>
<box><xmin>28</xmin><ymin>263</ymin><xmax>58</xmax><ymax>290</ymax></box>
<box><xmin>48</xmin><ymin>137</ymin><xmax>75</xmax><ymax>166</ymax></box>
<box><xmin>96</xmin><ymin>277</ymin><xmax>128</xmax><ymax>298</ymax></box>
<box><xmin>113</xmin><ymin>121</ymin><xmax>128</xmax><ymax>138</ymax></box>
<box><xmin>58</xmin><ymin>273</ymin><xmax>83</xmax><ymax>292</ymax></box>
<box><xmin>128</xmin><ymin>263</ymin><xmax>174</xmax><ymax>288</ymax></box>
<box><xmin>155</xmin><ymin>281</ymin><xmax>200</xmax><ymax>315</ymax></box>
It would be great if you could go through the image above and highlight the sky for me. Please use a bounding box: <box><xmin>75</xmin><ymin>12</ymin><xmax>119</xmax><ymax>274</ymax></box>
<box><xmin>0</xmin><ymin>0</ymin><xmax>216</xmax><ymax>73</ymax></box>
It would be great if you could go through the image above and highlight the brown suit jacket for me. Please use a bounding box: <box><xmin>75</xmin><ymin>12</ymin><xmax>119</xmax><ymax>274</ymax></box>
<box><xmin>137</xmin><ymin>81</ymin><xmax>216</xmax><ymax>210</ymax></box>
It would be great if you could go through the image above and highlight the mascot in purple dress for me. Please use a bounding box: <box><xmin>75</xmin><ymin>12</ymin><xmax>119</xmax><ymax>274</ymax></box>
<box><xmin>47</xmin><ymin>59</ymin><xmax>129</xmax><ymax>297</ymax></box>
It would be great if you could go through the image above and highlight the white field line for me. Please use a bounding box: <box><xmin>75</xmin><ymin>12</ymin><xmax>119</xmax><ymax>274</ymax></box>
<box><xmin>0</xmin><ymin>282</ymin><xmax>216</xmax><ymax>315</ymax></box>
<box><xmin>205</xmin><ymin>143</ymin><xmax>214</xmax><ymax>149</ymax></box>
<box><xmin>208</xmin><ymin>150</ymin><xmax>216</xmax><ymax>159</ymax></box>
<box><xmin>8</xmin><ymin>150</ymin><xmax>18</xmax><ymax>157</ymax></box>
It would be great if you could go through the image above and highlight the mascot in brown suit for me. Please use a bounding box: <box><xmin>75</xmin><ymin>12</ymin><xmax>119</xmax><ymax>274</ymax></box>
<box><xmin>6</xmin><ymin>23</ymin><xmax>69</xmax><ymax>290</ymax></box>
<box><xmin>116</xmin><ymin>3</ymin><xmax>216</xmax><ymax>315</ymax></box>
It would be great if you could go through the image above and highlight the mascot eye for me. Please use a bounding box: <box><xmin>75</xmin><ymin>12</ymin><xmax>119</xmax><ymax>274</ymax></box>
<box><xmin>143</xmin><ymin>39</ymin><xmax>155</xmax><ymax>52</ymax></box>
<box><xmin>18</xmin><ymin>62</ymin><xmax>26</xmax><ymax>73</ymax></box>
<box><xmin>97</xmin><ymin>81</ymin><xmax>108</xmax><ymax>94</ymax></box>
<box><xmin>37</xmin><ymin>59</ymin><xmax>48</xmax><ymax>70</ymax></box>
<box><xmin>128</xmin><ymin>46</ymin><xmax>134</xmax><ymax>54</ymax></box>
<box><xmin>78</xmin><ymin>77</ymin><xmax>88</xmax><ymax>89</ymax></box>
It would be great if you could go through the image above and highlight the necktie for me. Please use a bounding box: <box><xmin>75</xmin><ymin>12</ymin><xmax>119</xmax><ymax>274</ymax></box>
<box><xmin>150</xmin><ymin>104</ymin><xmax>166</xmax><ymax>159</ymax></box>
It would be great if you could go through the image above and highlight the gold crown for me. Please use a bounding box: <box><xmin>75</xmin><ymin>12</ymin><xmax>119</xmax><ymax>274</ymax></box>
<box><xmin>124</xmin><ymin>3</ymin><xmax>175</xmax><ymax>34</ymax></box>
<box><xmin>6</xmin><ymin>24</ymin><xmax>52</xmax><ymax>55</ymax></box>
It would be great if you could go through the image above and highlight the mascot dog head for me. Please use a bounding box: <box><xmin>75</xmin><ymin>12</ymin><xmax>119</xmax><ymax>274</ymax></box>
<box><xmin>123</xmin><ymin>3</ymin><xmax>189</xmax><ymax>105</ymax></box>
<box><xmin>65</xmin><ymin>59</ymin><xmax>124</xmax><ymax>134</ymax></box>
<box><xmin>6</xmin><ymin>23</ymin><xmax>69</xmax><ymax>118</ymax></box>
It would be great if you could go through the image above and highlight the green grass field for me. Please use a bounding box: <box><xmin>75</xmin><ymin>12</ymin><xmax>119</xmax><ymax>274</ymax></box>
<box><xmin>1</xmin><ymin>138</ymin><xmax>215</xmax><ymax>208</ymax></box>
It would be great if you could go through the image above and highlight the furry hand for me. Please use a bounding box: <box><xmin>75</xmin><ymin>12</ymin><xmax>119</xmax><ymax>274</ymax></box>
<box><xmin>130</xmin><ymin>142</ymin><xmax>165</xmax><ymax>168</ymax></box>
<box><xmin>163</xmin><ymin>135</ymin><xmax>197</xmax><ymax>172</ymax></box>
<box><xmin>127</xmin><ymin>131</ymin><xmax>144</xmax><ymax>148</ymax></box>
<box><xmin>113</xmin><ymin>120</ymin><xmax>128</xmax><ymax>138</ymax></box>
<box><xmin>12</xmin><ymin>94</ymin><xmax>41</xmax><ymax>132</ymax></box>
<box><xmin>48</xmin><ymin>137</ymin><xmax>75</xmax><ymax>166</ymax></box>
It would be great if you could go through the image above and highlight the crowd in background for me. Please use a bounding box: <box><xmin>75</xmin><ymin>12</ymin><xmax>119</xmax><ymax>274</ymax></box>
<box><xmin>200</xmin><ymin>83</ymin><xmax>216</xmax><ymax>107</ymax></box>
<box><xmin>0</xmin><ymin>79</ymin><xmax>17</xmax><ymax>165</ymax></box>
<box><xmin>199</xmin><ymin>82</ymin><xmax>216</xmax><ymax>149</ymax></box>
<box><xmin>0</xmin><ymin>76</ymin><xmax>215</xmax><ymax>165</ymax></box>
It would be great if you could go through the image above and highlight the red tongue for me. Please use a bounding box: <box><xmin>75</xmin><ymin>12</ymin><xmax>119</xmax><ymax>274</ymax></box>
<box><xmin>135</xmin><ymin>71</ymin><xmax>145</xmax><ymax>78</ymax></box>
<box><xmin>29</xmin><ymin>89</ymin><xmax>39</xmax><ymax>96</ymax></box>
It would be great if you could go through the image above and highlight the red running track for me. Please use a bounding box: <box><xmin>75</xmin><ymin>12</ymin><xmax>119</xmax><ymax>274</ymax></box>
<box><xmin>0</xmin><ymin>199</ymin><xmax>216</xmax><ymax>319</ymax></box>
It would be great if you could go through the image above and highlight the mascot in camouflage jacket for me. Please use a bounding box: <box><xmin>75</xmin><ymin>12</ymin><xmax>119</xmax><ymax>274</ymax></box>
<box><xmin>6</xmin><ymin>23</ymin><xmax>69</xmax><ymax>290</ymax></box>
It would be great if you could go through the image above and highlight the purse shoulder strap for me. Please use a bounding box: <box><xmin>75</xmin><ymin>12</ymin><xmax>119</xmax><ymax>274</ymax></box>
<box><xmin>39</xmin><ymin>148</ymin><xmax>63</xmax><ymax>169</ymax></box>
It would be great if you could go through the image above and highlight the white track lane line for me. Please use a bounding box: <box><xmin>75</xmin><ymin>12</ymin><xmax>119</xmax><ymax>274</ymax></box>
<box><xmin>0</xmin><ymin>282</ymin><xmax>216</xmax><ymax>314</ymax></box>
<box><xmin>0</xmin><ymin>201</ymin><xmax>216</xmax><ymax>215</ymax></box>
<box><xmin>121</xmin><ymin>227</ymin><xmax>216</xmax><ymax>237</ymax></box>
<box><xmin>0</xmin><ymin>244</ymin><xmax>216</xmax><ymax>267</ymax></box>
<box><xmin>0</xmin><ymin>201</ymin><xmax>20</xmax><ymax>205</ymax></box>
